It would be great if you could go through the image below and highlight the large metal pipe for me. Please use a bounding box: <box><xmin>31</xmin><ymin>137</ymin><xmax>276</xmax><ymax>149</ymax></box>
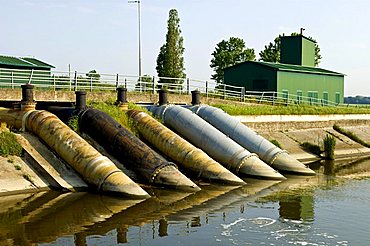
<box><xmin>0</xmin><ymin>108</ymin><xmax>149</xmax><ymax>198</ymax></box>
<box><xmin>149</xmin><ymin>105</ymin><xmax>285</xmax><ymax>180</ymax></box>
<box><xmin>127</xmin><ymin>110</ymin><xmax>245</xmax><ymax>185</ymax></box>
<box><xmin>190</xmin><ymin>105</ymin><xmax>316</xmax><ymax>175</ymax></box>
<box><xmin>78</xmin><ymin>108</ymin><xmax>200</xmax><ymax>191</ymax></box>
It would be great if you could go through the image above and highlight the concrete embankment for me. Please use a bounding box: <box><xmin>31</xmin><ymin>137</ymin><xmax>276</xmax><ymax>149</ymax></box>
<box><xmin>238</xmin><ymin>114</ymin><xmax>370</xmax><ymax>163</ymax></box>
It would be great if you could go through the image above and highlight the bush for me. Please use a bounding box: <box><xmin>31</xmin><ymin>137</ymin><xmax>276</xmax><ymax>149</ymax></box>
<box><xmin>323</xmin><ymin>134</ymin><xmax>336</xmax><ymax>160</ymax></box>
<box><xmin>0</xmin><ymin>131</ymin><xmax>23</xmax><ymax>157</ymax></box>
<box><xmin>270</xmin><ymin>139</ymin><xmax>282</xmax><ymax>148</ymax></box>
<box><xmin>301</xmin><ymin>142</ymin><xmax>322</xmax><ymax>156</ymax></box>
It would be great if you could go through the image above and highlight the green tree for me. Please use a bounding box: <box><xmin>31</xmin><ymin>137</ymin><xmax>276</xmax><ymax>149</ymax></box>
<box><xmin>210</xmin><ymin>37</ymin><xmax>256</xmax><ymax>84</ymax></box>
<box><xmin>86</xmin><ymin>70</ymin><xmax>101</xmax><ymax>81</ymax></box>
<box><xmin>156</xmin><ymin>9</ymin><xmax>186</xmax><ymax>86</ymax></box>
<box><xmin>135</xmin><ymin>75</ymin><xmax>154</xmax><ymax>92</ymax></box>
<box><xmin>259</xmin><ymin>33</ymin><xmax>322</xmax><ymax>66</ymax></box>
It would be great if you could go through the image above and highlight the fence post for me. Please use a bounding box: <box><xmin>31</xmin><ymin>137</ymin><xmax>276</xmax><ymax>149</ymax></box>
<box><xmin>223</xmin><ymin>84</ymin><xmax>226</xmax><ymax>99</ymax></box>
<box><xmin>240</xmin><ymin>87</ymin><xmax>245</xmax><ymax>102</ymax></box>
<box><xmin>116</xmin><ymin>74</ymin><xmax>119</xmax><ymax>89</ymax></box>
<box><xmin>53</xmin><ymin>75</ymin><xmax>56</xmax><ymax>91</ymax></box>
<box><xmin>124</xmin><ymin>79</ymin><xmax>127</xmax><ymax>89</ymax></box>
<box><xmin>152</xmin><ymin>76</ymin><xmax>155</xmax><ymax>94</ymax></box>
<box><xmin>11</xmin><ymin>71</ymin><xmax>14</xmax><ymax>89</ymax></box>
<box><xmin>272</xmin><ymin>92</ymin><xmax>275</xmax><ymax>106</ymax></box>
<box><xmin>187</xmin><ymin>78</ymin><xmax>190</xmax><ymax>94</ymax></box>
<box><xmin>90</xmin><ymin>77</ymin><xmax>93</xmax><ymax>92</ymax></box>
<box><xmin>206</xmin><ymin>81</ymin><xmax>208</xmax><ymax>98</ymax></box>
<box><xmin>73</xmin><ymin>71</ymin><xmax>77</xmax><ymax>91</ymax></box>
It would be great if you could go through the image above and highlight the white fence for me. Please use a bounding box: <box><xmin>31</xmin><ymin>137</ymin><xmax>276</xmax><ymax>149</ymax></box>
<box><xmin>0</xmin><ymin>67</ymin><xmax>360</xmax><ymax>108</ymax></box>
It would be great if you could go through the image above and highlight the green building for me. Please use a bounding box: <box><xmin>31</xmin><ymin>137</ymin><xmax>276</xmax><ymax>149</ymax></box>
<box><xmin>0</xmin><ymin>55</ymin><xmax>54</xmax><ymax>86</ymax></box>
<box><xmin>224</xmin><ymin>35</ymin><xmax>345</xmax><ymax>104</ymax></box>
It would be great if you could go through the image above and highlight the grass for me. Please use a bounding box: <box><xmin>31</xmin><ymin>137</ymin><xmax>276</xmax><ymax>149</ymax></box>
<box><xmin>323</xmin><ymin>134</ymin><xmax>336</xmax><ymax>160</ymax></box>
<box><xmin>270</xmin><ymin>139</ymin><xmax>282</xmax><ymax>148</ymax></box>
<box><xmin>0</xmin><ymin>131</ymin><xmax>23</xmax><ymax>157</ymax></box>
<box><xmin>300</xmin><ymin>142</ymin><xmax>322</xmax><ymax>156</ymax></box>
<box><xmin>210</xmin><ymin>103</ymin><xmax>370</xmax><ymax>116</ymax></box>
<box><xmin>333</xmin><ymin>124</ymin><xmax>370</xmax><ymax>148</ymax></box>
<box><xmin>87</xmin><ymin>99</ymin><xmax>150</xmax><ymax>136</ymax></box>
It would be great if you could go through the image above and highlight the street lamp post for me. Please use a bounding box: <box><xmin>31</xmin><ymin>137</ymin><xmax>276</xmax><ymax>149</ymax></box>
<box><xmin>128</xmin><ymin>0</ymin><xmax>142</xmax><ymax>78</ymax></box>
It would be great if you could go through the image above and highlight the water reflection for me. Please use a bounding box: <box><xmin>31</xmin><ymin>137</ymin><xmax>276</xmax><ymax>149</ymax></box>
<box><xmin>2</xmin><ymin>158</ymin><xmax>370</xmax><ymax>245</ymax></box>
<box><xmin>0</xmin><ymin>191</ymin><xmax>143</xmax><ymax>245</ymax></box>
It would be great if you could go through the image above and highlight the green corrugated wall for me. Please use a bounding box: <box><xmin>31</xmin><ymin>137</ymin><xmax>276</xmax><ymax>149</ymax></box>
<box><xmin>277</xmin><ymin>71</ymin><xmax>344</xmax><ymax>103</ymax></box>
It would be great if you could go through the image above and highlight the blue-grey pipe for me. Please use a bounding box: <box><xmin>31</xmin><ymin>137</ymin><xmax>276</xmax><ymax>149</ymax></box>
<box><xmin>149</xmin><ymin>105</ymin><xmax>285</xmax><ymax>180</ymax></box>
<box><xmin>189</xmin><ymin>105</ymin><xmax>315</xmax><ymax>176</ymax></box>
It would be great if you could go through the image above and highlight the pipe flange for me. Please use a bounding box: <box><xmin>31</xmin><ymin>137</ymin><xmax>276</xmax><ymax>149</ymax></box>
<box><xmin>269</xmin><ymin>150</ymin><xmax>288</xmax><ymax>165</ymax></box>
<box><xmin>235</xmin><ymin>153</ymin><xmax>258</xmax><ymax>173</ymax></box>
<box><xmin>150</xmin><ymin>162</ymin><xmax>177</xmax><ymax>183</ymax></box>
<box><xmin>21</xmin><ymin>110</ymin><xmax>36</xmax><ymax>132</ymax></box>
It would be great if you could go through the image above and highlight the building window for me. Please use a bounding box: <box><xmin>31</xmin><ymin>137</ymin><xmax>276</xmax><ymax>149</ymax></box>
<box><xmin>252</xmin><ymin>79</ymin><xmax>268</xmax><ymax>91</ymax></box>
<box><xmin>335</xmin><ymin>92</ymin><xmax>341</xmax><ymax>104</ymax></box>
<box><xmin>323</xmin><ymin>92</ymin><xmax>329</xmax><ymax>106</ymax></box>
<box><xmin>308</xmin><ymin>91</ymin><xmax>318</xmax><ymax>105</ymax></box>
<box><xmin>296</xmin><ymin>90</ymin><xmax>302</xmax><ymax>104</ymax></box>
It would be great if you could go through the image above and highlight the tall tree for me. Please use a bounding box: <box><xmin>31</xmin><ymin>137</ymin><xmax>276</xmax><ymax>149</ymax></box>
<box><xmin>259</xmin><ymin>33</ymin><xmax>322</xmax><ymax>66</ymax></box>
<box><xmin>210</xmin><ymin>37</ymin><xmax>255</xmax><ymax>84</ymax></box>
<box><xmin>156</xmin><ymin>9</ymin><xmax>185</xmax><ymax>84</ymax></box>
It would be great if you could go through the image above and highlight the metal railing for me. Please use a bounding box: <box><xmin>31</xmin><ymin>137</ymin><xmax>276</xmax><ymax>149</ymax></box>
<box><xmin>0</xmin><ymin>68</ymin><xmax>245</xmax><ymax>101</ymax></box>
<box><xmin>0</xmin><ymin>67</ymin><xmax>360</xmax><ymax>108</ymax></box>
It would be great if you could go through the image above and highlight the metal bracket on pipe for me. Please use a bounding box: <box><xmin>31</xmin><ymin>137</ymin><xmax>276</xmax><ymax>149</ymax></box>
<box><xmin>21</xmin><ymin>110</ymin><xmax>35</xmax><ymax>132</ymax></box>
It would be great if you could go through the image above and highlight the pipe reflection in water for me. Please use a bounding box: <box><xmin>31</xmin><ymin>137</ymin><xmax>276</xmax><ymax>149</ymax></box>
<box><xmin>79</xmin><ymin>108</ymin><xmax>200</xmax><ymax>192</ymax></box>
<box><xmin>0</xmin><ymin>191</ymin><xmax>143</xmax><ymax>244</ymax></box>
<box><xmin>127</xmin><ymin>110</ymin><xmax>245</xmax><ymax>185</ymax></box>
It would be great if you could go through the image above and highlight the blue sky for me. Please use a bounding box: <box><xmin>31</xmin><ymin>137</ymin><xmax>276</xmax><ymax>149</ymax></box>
<box><xmin>1</xmin><ymin>0</ymin><xmax>369</xmax><ymax>96</ymax></box>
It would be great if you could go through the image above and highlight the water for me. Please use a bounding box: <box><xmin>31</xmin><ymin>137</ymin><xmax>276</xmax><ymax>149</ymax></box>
<box><xmin>1</xmin><ymin>158</ymin><xmax>370</xmax><ymax>245</ymax></box>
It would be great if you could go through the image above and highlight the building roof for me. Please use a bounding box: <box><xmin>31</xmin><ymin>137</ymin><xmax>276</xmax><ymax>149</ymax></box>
<box><xmin>226</xmin><ymin>61</ymin><xmax>344</xmax><ymax>76</ymax></box>
<box><xmin>0</xmin><ymin>55</ymin><xmax>54</xmax><ymax>69</ymax></box>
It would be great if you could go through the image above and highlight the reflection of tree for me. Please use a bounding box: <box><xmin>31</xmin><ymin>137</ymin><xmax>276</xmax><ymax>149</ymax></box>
<box><xmin>279</xmin><ymin>195</ymin><xmax>314</xmax><ymax>221</ymax></box>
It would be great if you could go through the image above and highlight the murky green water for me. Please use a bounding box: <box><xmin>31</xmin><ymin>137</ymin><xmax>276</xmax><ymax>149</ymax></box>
<box><xmin>1</xmin><ymin>158</ymin><xmax>370</xmax><ymax>245</ymax></box>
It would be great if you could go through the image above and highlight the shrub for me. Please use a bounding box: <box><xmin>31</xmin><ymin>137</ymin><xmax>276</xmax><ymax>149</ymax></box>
<box><xmin>301</xmin><ymin>142</ymin><xmax>322</xmax><ymax>156</ymax></box>
<box><xmin>270</xmin><ymin>139</ymin><xmax>282</xmax><ymax>148</ymax></box>
<box><xmin>0</xmin><ymin>131</ymin><xmax>23</xmax><ymax>157</ymax></box>
<box><xmin>323</xmin><ymin>134</ymin><xmax>336</xmax><ymax>160</ymax></box>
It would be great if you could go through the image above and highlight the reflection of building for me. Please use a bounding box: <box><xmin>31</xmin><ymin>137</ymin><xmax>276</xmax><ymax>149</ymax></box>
<box><xmin>224</xmin><ymin>35</ymin><xmax>345</xmax><ymax>104</ymax></box>
<box><xmin>279</xmin><ymin>195</ymin><xmax>314</xmax><ymax>221</ymax></box>
<box><xmin>0</xmin><ymin>55</ymin><xmax>54</xmax><ymax>86</ymax></box>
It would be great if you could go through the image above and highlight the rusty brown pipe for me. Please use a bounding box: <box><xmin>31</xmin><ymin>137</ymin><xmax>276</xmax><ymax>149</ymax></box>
<box><xmin>127</xmin><ymin>110</ymin><xmax>245</xmax><ymax>185</ymax></box>
<box><xmin>78</xmin><ymin>108</ymin><xmax>200</xmax><ymax>192</ymax></box>
<box><xmin>0</xmin><ymin>108</ymin><xmax>149</xmax><ymax>198</ymax></box>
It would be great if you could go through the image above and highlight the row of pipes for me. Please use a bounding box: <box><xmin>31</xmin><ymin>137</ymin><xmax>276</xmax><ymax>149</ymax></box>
<box><xmin>0</xmin><ymin>85</ymin><xmax>315</xmax><ymax>198</ymax></box>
